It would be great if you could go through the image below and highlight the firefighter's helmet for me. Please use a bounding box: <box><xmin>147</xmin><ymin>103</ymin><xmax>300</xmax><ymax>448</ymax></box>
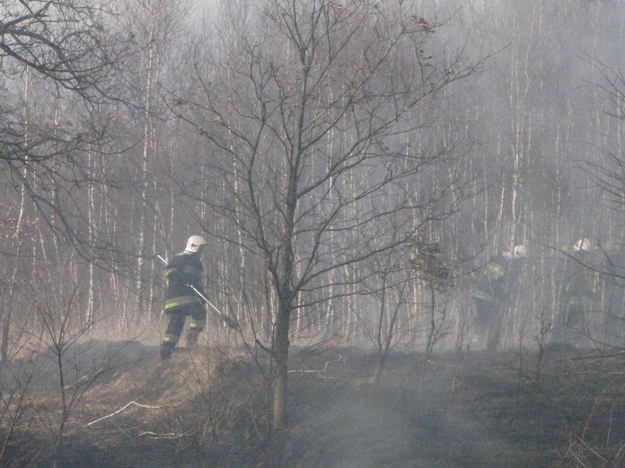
<box><xmin>185</xmin><ymin>235</ymin><xmax>207</xmax><ymax>253</ymax></box>
<box><xmin>573</xmin><ymin>238</ymin><xmax>593</xmax><ymax>252</ymax></box>
<box><xmin>513</xmin><ymin>244</ymin><xmax>528</xmax><ymax>258</ymax></box>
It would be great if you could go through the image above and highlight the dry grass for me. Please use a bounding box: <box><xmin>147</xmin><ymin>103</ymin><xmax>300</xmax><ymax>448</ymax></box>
<box><xmin>2</xmin><ymin>341</ymin><xmax>625</xmax><ymax>466</ymax></box>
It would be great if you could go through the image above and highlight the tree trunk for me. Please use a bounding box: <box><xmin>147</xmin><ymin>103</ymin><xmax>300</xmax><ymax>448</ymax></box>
<box><xmin>271</xmin><ymin>300</ymin><xmax>291</xmax><ymax>431</ymax></box>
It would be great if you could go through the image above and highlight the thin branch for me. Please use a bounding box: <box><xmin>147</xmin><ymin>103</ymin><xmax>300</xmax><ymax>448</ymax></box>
<box><xmin>85</xmin><ymin>400</ymin><xmax>163</xmax><ymax>427</ymax></box>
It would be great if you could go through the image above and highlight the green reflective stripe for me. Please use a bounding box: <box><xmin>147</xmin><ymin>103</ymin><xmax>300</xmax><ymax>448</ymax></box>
<box><xmin>164</xmin><ymin>295</ymin><xmax>201</xmax><ymax>310</ymax></box>
<box><xmin>164</xmin><ymin>268</ymin><xmax>177</xmax><ymax>277</ymax></box>
<box><xmin>163</xmin><ymin>335</ymin><xmax>178</xmax><ymax>345</ymax></box>
<box><xmin>486</xmin><ymin>263</ymin><xmax>504</xmax><ymax>280</ymax></box>
<box><xmin>568</xmin><ymin>297</ymin><xmax>591</xmax><ymax>306</ymax></box>
<box><xmin>189</xmin><ymin>320</ymin><xmax>205</xmax><ymax>330</ymax></box>
<box><xmin>471</xmin><ymin>289</ymin><xmax>493</xmax><ymax>302</ymax></box>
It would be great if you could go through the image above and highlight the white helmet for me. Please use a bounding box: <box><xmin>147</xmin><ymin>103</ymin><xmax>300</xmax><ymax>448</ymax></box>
<box><xmin>573</xmin><ymin>238</ymin><xmax>592</xmax><ymax>252</ymax></box>
<box><xmin>513</xmin><ymin>244</ymin><xmax>528</xmax><ymax>258</ymax></box>
<box><xmin>185</xmin><ymin>235</ymin><xmax>207</xmax><ymax>253</ymax></box>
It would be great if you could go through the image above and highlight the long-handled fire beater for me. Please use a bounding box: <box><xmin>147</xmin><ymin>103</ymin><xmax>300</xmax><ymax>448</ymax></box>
<box><xmin>157</xmin><ymin>254</ymin><xmax>240</xmax><ymax>330</ymax></box>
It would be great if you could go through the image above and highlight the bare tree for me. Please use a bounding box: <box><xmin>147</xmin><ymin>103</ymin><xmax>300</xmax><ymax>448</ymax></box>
<box><xmin>0</xmin><ymin>1</ymin><xmax>152</xmax><ymax>274</ymax></box>
<box><xmin>581</xmin><ymin>58</ymin><xmax>625</xmax><ymax>348</ymax></box>
<box><xmin>0</xmin><ymin>1</ymin><xmax>138</xmax><ymax>353</ymax></box>
<box><xmin>170</xmin><ymin>0</ymin><xmax>480</xmax><ymax>433</ymax></box>
<box><xmin>30</xmin><ymin>284</ymin><xmax>142</xmax><ymax>467</ymax></box>
<box><xmin>408</xmin><ymin>239</ymin><xmax>453</xmax><ymax>357</ymax></box>
<box><xmin>354</xmin><ymin>238</ymin><xmax>413</xmax><ymax>386</ymax></box>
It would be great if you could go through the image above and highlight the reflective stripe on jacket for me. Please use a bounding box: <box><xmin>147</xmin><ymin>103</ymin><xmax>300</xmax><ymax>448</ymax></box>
<box><xmin>163</xmin><ymin>295</ymin><xmax>202</xmax><ymax>312</ymax></box>
<box><xmin>471</xmin><ymin>289</ymin><xmax>494</xmax><ymax>302</ymax></box>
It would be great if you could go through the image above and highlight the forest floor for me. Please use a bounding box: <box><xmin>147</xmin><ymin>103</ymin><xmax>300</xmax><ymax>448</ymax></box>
<box><xmin>5</xmin><ymin>339</ymin><xmax>625</xmax><ymax>467</ymax></box>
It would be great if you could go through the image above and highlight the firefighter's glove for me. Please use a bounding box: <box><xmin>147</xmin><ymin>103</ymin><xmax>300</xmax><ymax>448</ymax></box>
<box><xmin>222</xmin><ymin>315</ymin><xmax>241</xmax><ymax>331</ymax></box>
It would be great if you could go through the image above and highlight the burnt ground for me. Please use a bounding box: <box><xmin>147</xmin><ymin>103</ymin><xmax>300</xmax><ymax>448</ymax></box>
<box><xmin>3</xmin><ymin>341</ymin><xmax>625</xmax><ymax>467</ymax></box>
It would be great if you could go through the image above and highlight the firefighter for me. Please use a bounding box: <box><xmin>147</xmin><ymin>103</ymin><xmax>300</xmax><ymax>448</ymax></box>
<box><xmin>470</xmin><ymin>253</ymin><xmax>508</xmax><ymax>351</ymax></box>
<box><xmin>470</xmin><ymin>245</ymin><xmax>529</xmax><ymax>351</ymax></box>
<box><xmin>553</xmin><ymin>238</ymin><xmax>599</xmax><ymax>347</ymax></box>
<box><xmin>602</xmin><ymin>241</ymin><xmax>625</xmax><ymax>347</ymax></box>
<box><xmin>160</xmin><ymin>235</ymin><xmax>209</xmax><ymax>359</ymax></box>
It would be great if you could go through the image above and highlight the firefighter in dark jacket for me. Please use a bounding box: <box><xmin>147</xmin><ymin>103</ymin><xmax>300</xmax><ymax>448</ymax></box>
<box><xmin>553</xmin><ymin>238</ymin><xmax>599</xmax><ymax>347</ymax></box>
<box><xmin>160</xmin><ymin>235</ymin><xmax>208</xmax><ymax>359</ymax></box>
<box><xmin>471</xmin><ymin>256</ymin><xmax>505</xmax><ymax>349</ymax></box>
<box><xmin>471</xmin><ymin>249</ymin><xmax>527</xmax><ymax>351</ymax></box>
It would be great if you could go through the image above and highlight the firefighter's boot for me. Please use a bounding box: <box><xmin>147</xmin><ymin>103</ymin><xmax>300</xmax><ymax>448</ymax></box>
<box><xmin>186</xmin><ymin>329</ymin><xmax>200</xmax><ymax>348</ymax></box>
<box><xmin>160</xmin><ymin>343</ymin><xmax>173</xmax><ymax>359</ymax></box>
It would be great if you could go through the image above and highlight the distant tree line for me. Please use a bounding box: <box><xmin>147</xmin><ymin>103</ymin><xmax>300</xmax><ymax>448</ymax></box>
<box><xmin>2</xmin><ymin>0</ymin><xmax>625</xmax><ymax>435</ymax></box>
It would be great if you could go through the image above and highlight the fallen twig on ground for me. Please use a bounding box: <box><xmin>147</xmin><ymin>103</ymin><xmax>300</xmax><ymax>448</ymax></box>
<box><xmin>85</xmin><ymin>400</ymin><xmax>162</xmax><ymax>426</ymax></box>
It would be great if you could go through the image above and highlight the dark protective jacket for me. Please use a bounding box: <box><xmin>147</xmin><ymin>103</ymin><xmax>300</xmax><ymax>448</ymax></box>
<box><xmin>163</xmin><ymin>251</ymin><xmax>207</xmax><ymax>313</ymax></box>
<box><xmin>471</xmin><ymin>257</ymin><xmax>507</xmax><ymax>304</ymax></box>
<box><xmin>561</xmin><ymin>249</ymin><xmax>598</xmax><ymax>304</ymax></box>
